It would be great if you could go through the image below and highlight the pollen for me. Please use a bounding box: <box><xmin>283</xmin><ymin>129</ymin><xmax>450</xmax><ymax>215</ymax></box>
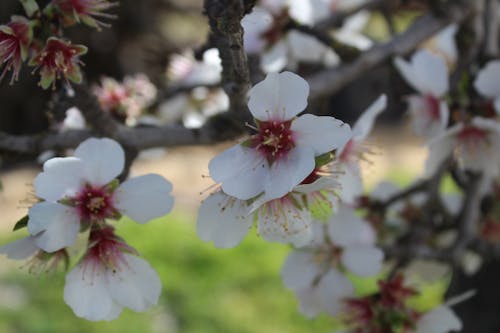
<box><xmin>254</xmin><ymin>119</ymin><xmax>295</xmax><ymax>161</ymax></box>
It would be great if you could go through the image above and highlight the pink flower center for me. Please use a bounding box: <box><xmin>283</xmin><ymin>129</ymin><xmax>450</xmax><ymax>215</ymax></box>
<box><xmin>424</xmin><ymin>94</ymin><xmax>441</xmax><ymax>120</ymax></box>
<box><xmin>457</xmin><ymin>126</ymin><xmax>488</xmax><ymax>150</ymax></box>
<box><xmin>261</xmin><ymin>9</ymin><xmax>290</xmax><ymax>46</ymax></box>
<box><xmin>255</xmin><ymin>120</ymin><xmax>295</xmax><ymax>160</ymax></box>
<box><xmin>74</xmin><ymin>184</ymin><xmax>115</xmax><ymax>220</ymax></box>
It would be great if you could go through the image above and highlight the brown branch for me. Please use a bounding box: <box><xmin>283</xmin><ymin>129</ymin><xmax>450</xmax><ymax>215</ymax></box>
<box><xmin>307</xmin><ymin>3</ymin><xmax>473</xmax><ymax>99</ymax></box>
<box><xmin>204</xmin><ymin>0</ymin><xmax>252</xmax><ymax>125</ymax></box>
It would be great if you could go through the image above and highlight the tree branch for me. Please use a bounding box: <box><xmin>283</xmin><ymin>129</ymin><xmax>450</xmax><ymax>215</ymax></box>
<box><xmin>307</xmin><ymin>3</ymin><xmax>473</xmax><ymax>99</ymax></box>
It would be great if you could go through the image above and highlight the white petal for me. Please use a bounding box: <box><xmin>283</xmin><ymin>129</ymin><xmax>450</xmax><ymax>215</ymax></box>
<box><xmin>34</xmin><ymin>157</ymin><xmax>85</xmax><ymax>201</ymax></box>
<box><xmin>197</xmin><ymin>191</ymin><xmax>254</xmax><ymax>248</ymax></box>
<box><xmin>28</xmin><ymin>202</ymin><xmax>80</xmax><ymax>252</ymax></box>
<box><xmin>0</xmin><ymin>236</ymin><xmax>39</xmax><ymax>260</ymax></box>
<box><xmin>295</xmin><ymin>287</ymin><xmax>323</xmax><ymax>318</ymax></box>
<box><xmin>281</xmin><ymin>251</ymin><xmax>320</xmax><ymax>290</ymax></box>
<box><xmin>62</xmin><ymin>107</ymin><xmax>86</xmax><ymax>130</ymax></box>
<box><xmin>371</xmin><ymin>181</ymin><xmax>400</xmax><ymax>201</ymax></box>
<box><xmin>241</xmin><ymin>8</ymin><xmax>273</xmax><ymax>53</ymax></box>
<box><xmin>209</xmin><ymin>145</ymin><xmax>268</xmax><ymax>200</ymax></box>
<box><xmin>75</xmin><ymin>138</ymin><xmax>125</xmax><ymax>186</ymax></box>
<box><xmin>289</xmin><ymin>0</ymin><xmax>329</xmax><ymax>25</ymax></box>
<box><xmin>327</xmin><ymin>206</ymin><xmax>375</xmax><ymax>247</ymax></box>
<box><xmin>341</xmin><ymin>246</ymin><xmax>384</xmax><ymax>276</ymax></box>
<box><xmin>428</xmin><ymin>24</ymin><xmax>458</xmax><ymax>66</ymax></box>
<box><xmin>336</xmin><ymin>164</ymin><xmax>363</xmax><ymax>204</ymax></box>
<box><xmin>316</xmin><ymin>269</ymin><xmax>355</xmax><ymax>316</ymax></box>
<box><xmin>394</xmin><ymin>50</ymin><xmax>448</xmax><ymax>96</ymax></box>
<box><xmin>264</xmin><ymin>147</ymin><xmax>315</xmax><ymax>200</ymax></box>
<box><xmin>412</xmin><ymin>50</ymin><xmax>449</xmax><ymax>96</ymax></box>
<box><xmin>425</xmin><ymin>133</ymin><xmax>455</xmax><ymax>177</ymax></box>
<box><xmin>114</xmin><ymin>174</ymin><xmax>174</xmax><ymax>224</ymax></box>
<box><xmin>474</xmin><ymin>60</ymin><xmax>500</xmax><ymax>98</ymax></box>
<box><xmin>248</xmin><ymin>71</ymin><xmax>310</xmax><ymax>121</ymax></box>
<box><xmin>64</xmin><ymin>263</ymin><xmax>122</xmax><ymax>321</ymax></box>
<box><xmin>287</xmin><ymin>31</ymin><xmax>331</xmax><ymax>64</ymax></box>
<box><xmin>292</xmin><ymin>114</ymin><xmax>352</xmax><ymax>155</ymax></box>
<box><xmin>257</xmin><ymin>198</ymin><xmax>313</xmax><ymax>247</ymax></box>
<box><xmin>416</xmin><ymin>306</ymin><xmax>462</xmax><ymax>333</ymax></box>
<box><xmin>107</xmin><ymin>254</ymin><xmax>162</xmax><ymax>312</ymax></box>
<box><xmin>260</xmin><ymin>40</ymin><xmax>288</xmax><ymax>73</ymax></box>
<box><xmin>352</xmin><ymin>95</ymin><xmax>387</xmax><ymax>139</ymax></box>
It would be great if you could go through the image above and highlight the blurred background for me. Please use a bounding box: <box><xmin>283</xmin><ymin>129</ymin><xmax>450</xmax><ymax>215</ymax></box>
<box><xmin>0</xmin><ymin>0</ymin><xmax>465</xmax><ymax>332</ymax></box>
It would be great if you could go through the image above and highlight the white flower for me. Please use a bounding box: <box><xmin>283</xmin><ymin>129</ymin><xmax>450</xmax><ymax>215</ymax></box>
<box><xmin>336</xmin><ymin>95</ymin><xmax>387</xmax><ymax>203</ymax></box>
<box><xmin>61</xmin><ymin>107</ymin><xmax>86</xmax><ymax>130</ymax></box>
<box><xmin>197</xmin><ymin>177</ymin><xmax>340</xmax><ymax>248</ymax></box>
<box><xmin>28</xmin><ymin>138</ymin><xmax>174</xmax><ymax>252</ymax></box>
<box><xmin>147</xmin><ymin>87</ymin><xmax>229</xmax><ymax>128</ymax></box>
<box><xmin>474</xmin><ymin>60</ymin><xmax>500</xmax><ymax>115</ymax></box>
<box><xmin>426</xmin><ymin>117</ymin><xmax>500</xmax><ymax>177</ymax></box>
<box><xmin>394</xmin><ymin>50</ymin><xmax>450</xmax><ymax>138</ymax></box>
<box><xmin>63</xmin><ymin>227</ymin><xmax>161</xmax><ymax>321</ymax></box>
<box><xmin>333</xmin><ymin>11</ymin><xmax>373</xmax><ymax>50</ymax></box>
<box><xmin>416</xmin><ymin>305</ymin><xmax>462</xmax><ymax>333</ymax></box>
<box><xmin>167</xmin><ymin>48</ymin><xmax>222</xmax><ymax>87</ymax></box>
<box><xmin>281</xmin><ymin>206</ymin><xmax>383</xmax><ymax>317</ymax></box>
<box><xmin>241</xmin><ymin>4</ymin><xmax>339</xmax><ymax>72</ymax></box>
<box><xmin>209</xmin><ymin>71</ymin><xmax>351</xmax><ymax>202</ymax></box>
<box><xmin>421</xmin><ymin>24</ymin><xmax>458</xmax><ymax>68</ymax></box>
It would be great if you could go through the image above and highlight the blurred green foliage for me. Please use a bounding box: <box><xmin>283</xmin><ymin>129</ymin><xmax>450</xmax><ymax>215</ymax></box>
<box><xmin>0</xmin><ymin>213</ymin><xmax>339</xmax><ymax>333</ymax></box>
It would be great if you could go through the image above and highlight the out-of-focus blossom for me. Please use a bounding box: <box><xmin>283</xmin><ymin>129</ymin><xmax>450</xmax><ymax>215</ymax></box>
<box><xmin>281</xmin><ymin>206</ymin><xmax>383</xmax><ymax>317</ymax></box>
<box><xmin>52</xmin><ymin>0</ymin><xmax>117</xmax><ymax>29</ymax></box>
<box><xmin>394</xmin><ymin>50</ymin><xmax>450</xmax><ymax>139</ymax></box>
<box><xmin>336</xmin><ymin>95</ymin><xmax>387</xmax><ymax>204</ymax></box>
<box><xmin>421</xmin><ymin>24</ymin><xmax>458</xmax><ymax>68</ymax></box>
<box><xmin>242</xmin><ymin>1</ymin><xmax>340</xmax><ymax>72</ymax></box>
<box><xmin>426</xmin><ymin>117</ymin><xmax>500</xmax><ymax>178</ymax></box>
<box><xmin>0</xmin><ymin>16</ymin><xmax>33</xmax><ymax>83</ymax></box>
<box><xmin>167</xmin><ymin>48</ymin><xmax>221</xmax><ymax>87</ymax></box>
<box><xmin>93</xmin><ymin>74</ymin><xmax>157</xmax><ymax>125</ymax></box>
<box><xmin>333</xmin><ymin>11</ymin><xmax>373</xmax><ymax>50</ymax></box>
<box><xmin>474</xmin><ymin>60</ymin><xmax>500</xmax><ymax>116</ymax></box>
<box><xmin>152</xmin><ymin>87</ymin><xmax>228</xmax><ymax>129</ymax></box>
<box><xmin>29</xmin><ymin>37</ymin><xmax>87</xmax><ymax>89</ymax></box>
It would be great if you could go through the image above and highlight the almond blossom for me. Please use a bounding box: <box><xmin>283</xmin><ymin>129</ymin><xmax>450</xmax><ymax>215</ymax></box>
<box><xmin>341</xmin><ymin>274</ymin><xmax>464</xmax><ymax>333</ymax></box>
<box><xmin>29</xmin><ymin>37</ymin><xmax>87</xmax><ymax>89</ymax></box>
<box><xmin>197</xmin><ymin>175</ymin><xmax>341</xmax><ymax>248</ymax></box>
<box><xmin>281</xmin><ymin>206</ymin><xmax>384</xmax><ymax>317</ymax></box>
<box><xmin>474</xmin><ymin>60</ymin><xmax>500</xmax><ymax>115</ymax></box>
<box><xmin>421</xmin><ymin>24</ymin><xmax>458</xmax><ymax>68</ymax></box>
<box><xmin>52</xmin><ymin>0</ymin><xmax>117</xmax><ymax>29</ymax></box>
<box><xmin>93</xmin><ymin>74</ymin><xmax>157</xmax><ymax>124</ymax></box>
<box><xmin>426</xmin><ymin>117</ymin><xmax>500</xmax><ymax>178</ymax></box>
<box><xmin>336</xmin><ymin>95</ymin><xmax>387</xmax><ymax>204</ymax></box>
<box><xmin>209</xmin><ymin>71</ymin><xmax>351</xmax><ymax>203</ymax></box>
<box><xmin>241</xmin><ymin>1</ymin><xmax>339</xmax><ymax>72</ymax></box>
<box><xmin>27</xmin><ymin>137</ymin><xmax>174</xmax><ymax>252</ymax></box>
<box><xmin>394</xmin><ymin>50</ymin><xmax>450</xmax><ymax>138</ymax></box>
<box><xmin>0</xmin><ymin>16</ymin><xmax>33</xmax><ymax>83</ymax></box>
<box><xmin>63</xmin><ymin>226</ymin><xmax>161</xmax><ymax>321</ymax></box>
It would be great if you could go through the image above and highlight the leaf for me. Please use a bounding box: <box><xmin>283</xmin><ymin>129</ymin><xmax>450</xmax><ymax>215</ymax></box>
<box><xmin>13</xmin><ymin>215</ymin><xmax>29</xmax><ymax>231</ymax></box>
<box><xmin>19</xmin><ymin>0</ymin><xmax>39</xmax><ymax>17</ymax></box>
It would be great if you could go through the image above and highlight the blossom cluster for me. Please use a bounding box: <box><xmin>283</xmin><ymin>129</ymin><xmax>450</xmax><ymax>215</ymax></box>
<box><xmin>0</xmin><ymin>0</ymin><xmax>115</xmax><ymax>88</ymax></box>
<box><xmin>1</xmin><ymin>138</ymin><xmax>174</xmax><ymax>321</ymax></box>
